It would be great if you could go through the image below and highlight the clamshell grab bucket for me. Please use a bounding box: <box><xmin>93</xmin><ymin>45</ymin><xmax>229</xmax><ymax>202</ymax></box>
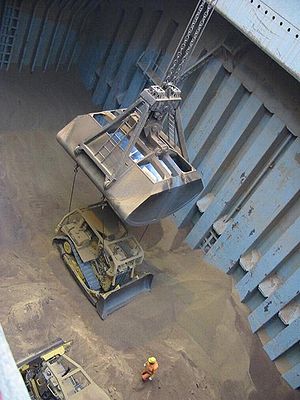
<box><xmin>57</xmin><ymin>114</ymin><xmax>203</xmax><ymax>225</ymax></box>
<box><xmin>57</xmin><ymin>85</ymin><xmax>203</xmax><ymax>226</ymax></box>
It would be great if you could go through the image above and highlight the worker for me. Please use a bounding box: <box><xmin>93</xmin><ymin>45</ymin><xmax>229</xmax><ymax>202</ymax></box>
<box><xmin>141</xmin><ymin>356</ymin><xmax>159</xmax><ymax>382</ymax></box>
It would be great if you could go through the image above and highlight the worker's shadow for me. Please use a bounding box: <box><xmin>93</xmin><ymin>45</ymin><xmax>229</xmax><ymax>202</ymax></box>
<box><xmin>133</xmin><ymin>377</ymin><xmax>161</xmax><ymax>392</ymax></box>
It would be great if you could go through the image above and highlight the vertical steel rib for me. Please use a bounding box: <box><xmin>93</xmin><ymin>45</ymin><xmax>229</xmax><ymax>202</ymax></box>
<box><xmin>18</xmin><ymin>0</ymin><xmax>42</xmax><ymax>71</ymax></box>
<box><xmin>55</xmin><ymin>0</ymin><xmax>89</xmax><ymax>72</ymax></box>
<box><xmin>43</xmin><ymin>0</ymin><xmax>73</xmax><ymax>71</ymax></box>
<box><xmin>30</xmin><ymin>0</ymin><xmax>59</xmax><ymax>72</ymax></box>
<box><xmin>67</xmin><ymin>0</ymin><xmax>99</xmax><ymax>71</ymax></box>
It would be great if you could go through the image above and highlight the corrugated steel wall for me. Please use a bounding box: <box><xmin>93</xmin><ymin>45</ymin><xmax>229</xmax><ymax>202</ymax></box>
<box><xmin>0</xmin><ymin>0</ymin><xmax>99</xmax><ymax>71</ymax></box>
<box><xmin>175</xmin><ymin>57</ymin><xmax>300</xmax><ymax>389</ymax></box>
<box><xmin>78</xmin><ymin>0</ymin><xmax>195</xmax><ymax>109</ymax></box>
<box><xmin>0</xmin><ymin>0</ymin><xmax>299</xmax><ymax>390</ymax></box>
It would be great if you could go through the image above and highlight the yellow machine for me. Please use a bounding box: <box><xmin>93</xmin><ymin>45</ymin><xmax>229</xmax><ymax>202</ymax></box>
<box><xmin>54</xmin><ymin>202</ymin><xmax>153</xmax><ymax>319</ymax></box>
<box><xmin>18</xmin><ymin>339</ymin><xmax>110</xmax><ymax>400</ymax></box>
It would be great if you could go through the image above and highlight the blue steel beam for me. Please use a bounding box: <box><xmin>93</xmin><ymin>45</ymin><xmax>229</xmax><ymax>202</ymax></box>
<box><xmin>188</xmin><ymin>74</ymin><xmax>245</xmax><ymax>167</ymax></box>
<box><xmin>92</xmin><ymin>7</ymin><xmax>134</xmax><ymax>107</ymax></box>
<box><xmin>124</xmin><ymin>12</ymin><xmax>168</xmax><ymax>105</ymax></box>
<box><xmin>283</xmin><ymin>363</ymin><xmax>300</xmax><ymax>389</ymax></box>
<box><xmin>181</xmin><ymin>58</ymin><xmax>224</xmax><ymax>130</ymax></box>
<box><xmin>197</xmin><ymin>94</ymin><xmax>265</xmax><ymax>186</ymax></box>
<box><xmin>41</xmin><ymin>0</ymin><xmax>68</xmax><ymax>70</ymax></box>
<box><xmin>67</xmin><ymin>0</ymin><xmax>99</xmax><ymax>71</ymax></box>
<box><xmin>0</xmin><ymin>1</ymin><xmax>5</xmax><ymax>27</ymax></box>
<box><xmin>53</xmin><ymin>0</ymin><xmax>81</xmax><ymax>71</ymax></box>
<box><xmin>103</xmin><ymin>8</ymin><xmax>153</xmax><ymax>108</ymax></box>
<box><xmin>30</xmin><ymin>0</ymin><xmax>59</xmax><ymax>72</ymax></box>
<box><xmin>248</xmin><ymin>269</ymin><xmax>300</xmax><ymax>332</ymax></box>
<box><xmin>263</xmin><ymin>318</ymin><xmax>300</xmax><ymax>361</ymax></box>
<box><xmin>43</xmin><ymin>0</ymin><xmax>73</xmax><ymax>71</ymax></box>
<box><xmin>236</xmin><ymin>217</ymin><xmax>300</xmax><ymax>301</ymax></box>
<box><xmin>205</xmin><ymin>138</ymin><xmax>300</xmax><ymax>273</ymax></box>
<box><xmin>174</xmin><ymin>74</ymin><xmax>246</xmax><ymax>228</ymax></box>
<box><xmin>186</xmin><ymin>115</ymin><xmax>286</xmax><ymax>249</ymax></box>
<box><xmin>55</xmin><ymin>0</ymin><xmax>89</xmax><ymax>72</ymax></box>
<box><xmin>174</xmin><ymin>60</ymin><xmax>228</xmax><ymax>227</ymax></box>
<box><xmin>85</xmin><ymin>4</ymin><xmax>125</xmax><ymax>92</ymax></box>
<box><xmin>18</xmin><ymin>0</ymin><xmax>41</xmax><ymax>71</ymax></box>
<box><xmin>112</xmin><ymin>9</ymin><xmax>168</xmax><ymax>107</ymax></box>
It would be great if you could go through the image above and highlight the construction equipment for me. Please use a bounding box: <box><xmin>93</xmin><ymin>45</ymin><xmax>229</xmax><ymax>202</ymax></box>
<box><xmin>53</xmin><ymin>202</ymin><xmax>153</xmax><ymax>319</ymax></box>
<box><xmin>57</xmin><ymin>84</ymin><xmax>203</xmax><ymax>226</ymax></box>
<box><xmin>18</xmin><ymin>339</ymin><xmax>110</xmax><ymax>400</ymax></box>
<box><xmin>56</xmin><ymin>2</ymin><xmax>218</xmax><ymax>226</ymax></box>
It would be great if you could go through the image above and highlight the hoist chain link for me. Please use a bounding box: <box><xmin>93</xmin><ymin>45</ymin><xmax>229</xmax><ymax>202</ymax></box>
<box><xmin>165</xmin><ymin>1</ymin><xmax>205</xmax><ymax>81</ymax></box>
<box><xmin>172</xmin><ymin>6</ymin><xmax>212</xmax><ymax>83</ymax></box>
<box><xmin>164</xmin><ymin>0</ymin><xmax>217</xmax><ymax>85</ymax></box>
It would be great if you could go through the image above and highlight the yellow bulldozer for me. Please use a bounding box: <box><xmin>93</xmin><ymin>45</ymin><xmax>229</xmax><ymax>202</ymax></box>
<box><xmin>18</xmin><ymin>339</ymin><xmax>110</xmax><ymax>400</ymax></box>
<box><xmin>54</xmin><ymin>202</ymin><xmax>153</xmax><ymax>319</ymax></box>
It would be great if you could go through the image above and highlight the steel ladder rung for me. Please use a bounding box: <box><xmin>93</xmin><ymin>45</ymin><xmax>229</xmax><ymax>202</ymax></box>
<box><xmin>95</xmin><ymin>135</ymin><xmax>122</xmax><ymax>161</ymax></box>
<box><xmin>0</xmin><ymin>0</ymin><xmax>20</xmax><ymax>70</ymax></box>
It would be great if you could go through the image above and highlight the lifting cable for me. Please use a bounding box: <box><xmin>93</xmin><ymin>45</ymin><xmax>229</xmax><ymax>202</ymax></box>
<box><xmin>68</xmin><ymin>163</ymin><xmax>79</xmax><ymax>212</ymax></box>
<box><xmin>139</xmin><ymin>224</ymin><xmax>150</xmax><ymax>244</ymax></box>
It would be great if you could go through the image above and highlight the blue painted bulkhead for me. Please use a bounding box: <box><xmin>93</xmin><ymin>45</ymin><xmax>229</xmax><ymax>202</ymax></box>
<box><xmin>0</xmin><ymin>0</ymin><xmax>299</xmax><ymax>390</ymax></box>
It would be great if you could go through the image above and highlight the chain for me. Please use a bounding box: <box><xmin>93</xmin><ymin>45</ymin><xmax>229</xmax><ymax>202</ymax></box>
<box><xmin>172</xmin><ymin>4</ymin><xmax>212</xmax><ymax>83</ymax></box>
<box><xmin>164</xmin><ymin>0</ymin><xmax>217</xmax><ymax>85</ymax></box>
<box><xmin>165</xmin><ymin>1</ymin><xmax>206</xmax><ymax>82</ymax></box>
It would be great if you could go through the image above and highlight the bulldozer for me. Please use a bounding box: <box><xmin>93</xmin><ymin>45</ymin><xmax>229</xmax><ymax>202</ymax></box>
<box><xmin>18</xmin><ymin>339</ymin><xmax>110</xmax><ymax>400</ymax></box>
<box><xmin>53</xmin><ymin>202</ymin><xmax>153</xmax><ymax>319</ymax></box>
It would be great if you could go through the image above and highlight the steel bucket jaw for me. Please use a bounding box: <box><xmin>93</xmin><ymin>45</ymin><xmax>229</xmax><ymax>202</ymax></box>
<box><xmin>57</xmin><ymin>85</ymin><xmax>203</xmax><ymax>225</ymax></box>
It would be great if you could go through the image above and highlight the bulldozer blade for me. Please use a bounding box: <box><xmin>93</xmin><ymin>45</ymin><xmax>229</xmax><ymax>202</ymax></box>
<box><xmin>96</xmin><ymin>273</ymin><xmax>154</xmax><ymax>319</ymax></box>
<box><xmin>17</xmin><ymin>339</ymin><xmax>71</xmax><ymax>368</ymax></box>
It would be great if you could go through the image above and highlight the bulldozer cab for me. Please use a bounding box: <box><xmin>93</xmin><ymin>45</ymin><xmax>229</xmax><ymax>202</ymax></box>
<box><xmin>69</xmin><ymin>204</ymin><xmax>145</xmax><ymax>269</ymax></box>
<box><xmin>80</xmin><ymin>204</ymin><xmax>127</xmax><ymax>241</ymax></box>
<box><xmin>18</xmin><ymin>340</ymin><xmax>110</xmax><ymax>400</ymax></box>
<box><xmin>42</xmin><ymin>354</ymin><xmax>108</xmax><ymax>400</ymax></box>
<box><xmin>103</xmin><ymin>234</ymin><xmax>144</xmax><ymax>275</ymax></box>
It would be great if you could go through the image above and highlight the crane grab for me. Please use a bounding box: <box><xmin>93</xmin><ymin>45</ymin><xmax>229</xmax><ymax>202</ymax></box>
<box><xmin>57</xmin><ymin>84</ymin><xmax>203</xmax><ymax>226</ymax></box>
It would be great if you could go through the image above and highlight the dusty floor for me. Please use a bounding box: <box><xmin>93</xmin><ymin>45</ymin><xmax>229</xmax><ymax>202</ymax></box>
<box><xmin>0</xmin><ymin>70</ymin><xmax>299</xmax><ymax>400</ymax></box>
